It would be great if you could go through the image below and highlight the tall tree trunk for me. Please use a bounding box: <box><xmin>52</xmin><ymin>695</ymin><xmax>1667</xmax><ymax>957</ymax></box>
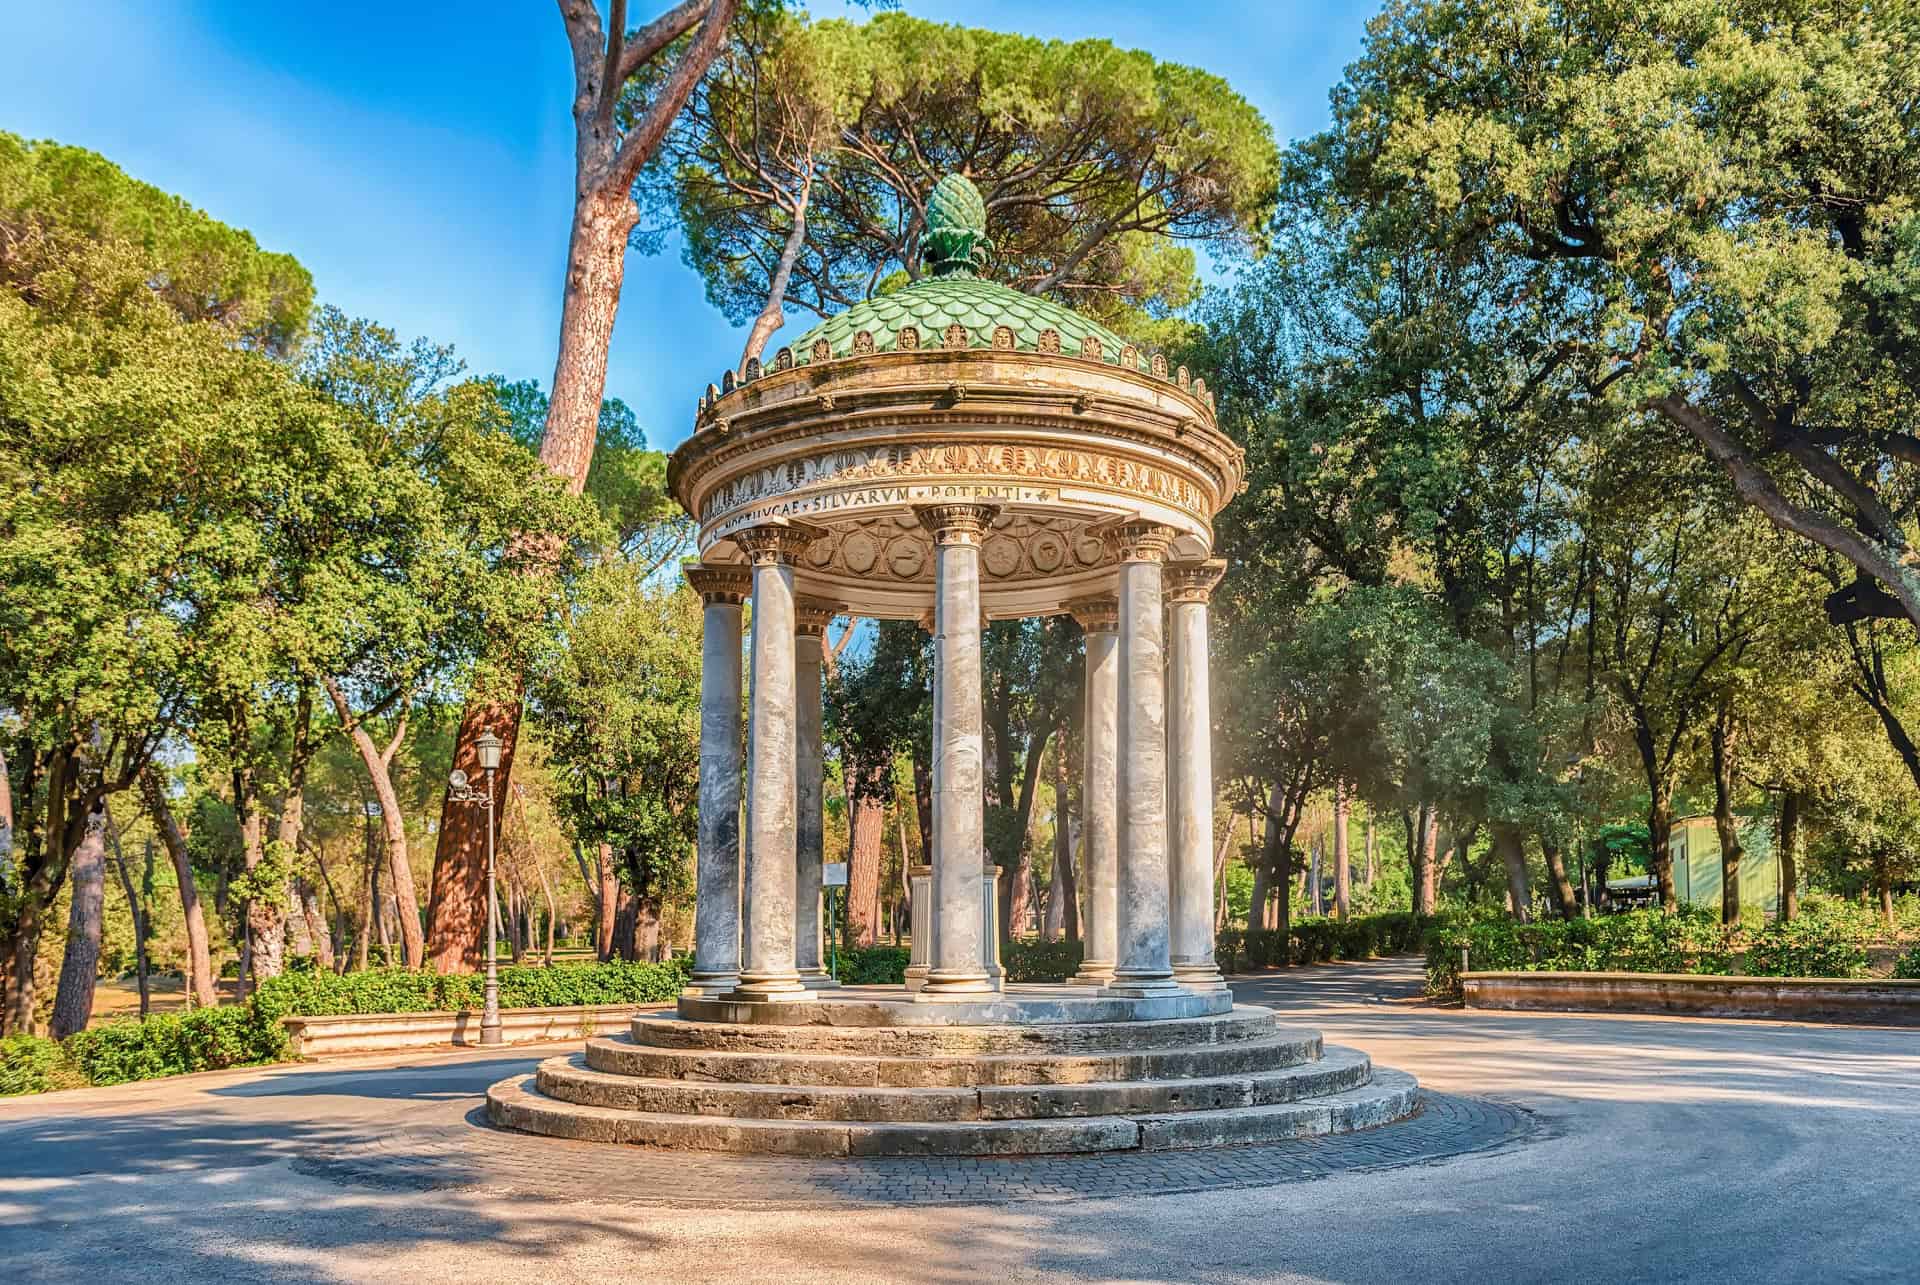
<box><xmin>355</xmin><ymin>828</ymin><xmax>377</xmax><ymax>973</ymax></box>
<box><xmin>107</xmin><ymin>814</ymin><xmax>150</xmax><ymax>1018</ymax></box>
<box><xmin>322</xmin><ymin>680</ymin><xmax>423</xmax><ymax>968</ymax></box>
<box><xmin>1873</xmin><ymin>852</ymin><xmax>1895</xmax><ymax>928</ymax></box>
<box><xmin>1364</xmin><ymin>815</ymin><xmax>1376</xmax><ymax>886</ymax></box>
<box><xmin>633</xmin><ymin>894</ymin><xmax>663</xmax><ymax>962</ymax></box>
<box><xmin>1710</xmin><ymin>710</ymin><xmax>1745</xmax><ymax>926</ymax></box>
<box><xmin>1248</xmin><ymin>861</ymin><xmax>1269</xmax><ymax>933</ymax></box>
<box><xmin>1492</xmin><ymin>824</ymin><xmax>1533</xmax><ymax>924</ymax></box>
<box><xmin>1777</xmin><ymin>790</ymin><xmax>1801</xmax><ymax>921</ymax></box>
<box><xmin>846</xmin><ymin>768</ymin><xmax>885</xmax><ymax>948</ymax></box>
<box><xmin>49</xmin><ymin>804</ymin><xmax>107</xmax><ymax>1039</ymax></box>
<box><xmin>1649</xmin><ymin>785</ymin><xmax>1678</xmax><ymax>912</ymax></box>
<box><xmin>1046</xmin><ymin>744</ymin><xmax>1080</xmax><ymax>942</ymax></box>
<box><xmin>1332</xmin><ymin>782</ymin><xmax>1351</xmax><ymax>920</ymax></box>
<box><xmin>425</xmin><ymin>698</ymin><xmax>519</xmax><ymax>972</ymax></box>
<box><xmin>1411</xmin><ymin>803</ymin><xmax>1437</xmax><ymax>916</ymax></box>
<box><xmin>140</xmin><ymin>768</ymin><xmax>214</xmax><ymax>1007</ymax></box>
<box><xmin>300</xmin><ymin>879</ymin><xmax>334</xmax><ymax>972</ymax></box>
<box><xmin>739</xmin><ymin>185</ymin><xmax>811</xmax><ymax>367</ymax></box>
<box><xmin>533</xmin><ymin>852</ymin><xmax>557</xmax><ymax>966</ymax></box>
<box><xmin>596</xmin><ymin>843</ymin><xmax>618</xmax><ymax>962</ymax></box>
<box><xmin>1540</xmin><ymin>832</ymin><xmax>1577</xmax><ymax>921</ymax></box>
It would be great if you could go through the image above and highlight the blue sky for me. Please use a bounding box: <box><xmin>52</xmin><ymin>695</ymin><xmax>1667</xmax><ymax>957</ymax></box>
<box><xmin>1</xmin><ymin>1</ymin><xmax>1378</xmax><ymax>452</ymax></box>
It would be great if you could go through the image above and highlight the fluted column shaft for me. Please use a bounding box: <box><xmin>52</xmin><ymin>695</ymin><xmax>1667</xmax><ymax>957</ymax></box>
<box><xmin>733</xmin><ymin>524</ymin><xmax>821</xmax><ymax>1003</ymax></box>
<box><xmin>1068</xmin><ymin>597</ymin><xmax>1119</xmax><ymax>986</ymax></box>
<box><xmin>685</xmin><ymin>565</ymin><xmax>749</xmax><ymax>996</ymax></box>
<box><xmin>919</xmin><ymin>503</ymin><xmax>999</xmax><ymax>996</ymax></box>
<box><xmin>1168</xmin><ymin>559</ymin><xmax>1228</xmax><ymax>990</ymax></box>
<box><xmin>1105</xmin><ymin>523</ymin><xmax>1180</xmax><ymax>997</ymax></box>
<box><xmin>795</xmin><ymin>598</ymin><xmax>841</xmax><ymax>986</ymax></box>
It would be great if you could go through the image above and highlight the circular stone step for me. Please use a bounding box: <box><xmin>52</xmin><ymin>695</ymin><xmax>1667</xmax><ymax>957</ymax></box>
<box><xmin>484</xmin><ymin>1058</ymin><xmax>1420</xmax><ymax>1157</ymax></box>
<box><xmin>532</xmin><ymin>1045</ymin><xmax>1376</xmax><ymax>1122</ymax></box>
<box><xmin>676</xmin><ymin>985</ymin><xmax>1232</xmax><ymax>1028</ymax></box>
<box><xmin>631</xmin><ymin>1005</ymin><xmax>1278</xmax><ymax>1057</ymax></box>
<box><xmin>582</xmin><ymin>1027</ymin><xmax>1325</xmax><ymax>1088</ymax></box>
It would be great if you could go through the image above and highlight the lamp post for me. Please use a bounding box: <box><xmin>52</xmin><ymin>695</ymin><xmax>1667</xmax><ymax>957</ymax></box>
<box><xmin>449</xmin><ymin>729</ymin><xmax>504</xmax><ymax>1046</ymax></box>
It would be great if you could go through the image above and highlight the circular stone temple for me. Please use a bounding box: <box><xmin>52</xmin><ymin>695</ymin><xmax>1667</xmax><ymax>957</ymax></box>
<box><xmin>489</xmin><ymin>175</ymin><xmax>1418</xmax><ymax>1156</ymax></box>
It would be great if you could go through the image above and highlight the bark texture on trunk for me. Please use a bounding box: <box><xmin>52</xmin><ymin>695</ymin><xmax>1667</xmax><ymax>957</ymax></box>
<box><xmin>141</xmin><ymin>769</ymin><xmax>215</xmax><ymax>1006</ymax></box>
<box><xmin>425</xmin><ymin>697</ymin><xmax>519</xmax><ymax>973</ymax></box>
<box><xmin>596</xmin><ymin>843</ymin><xmax>618</xmax><ymax>962</ymax></box>
<box><xmin>1649</xmin><ymin>790</ymin><xmax>1677</xmax><ymax>912</ymax></box>
<box><xmin>845</xmin><ymin>779</ymin><xmax>885</xmax><ymax>948</ymax></box>
<box><xmin>1332</xmin><ymin>783</ymin><xmax>1351</xmax><ymax>920</ymax></box>
<box><xmin>1492</xmin><ymin>824</ymin><xmax>1533</xmax><ymax>923</ymax></box>
<box><xmin>1412</xmin><ymin>803</ymin><xmax>1438</xmax><ymax>915</ymax></box>
<box><xmin>324</xmin><ymin>680</ymin><xmax>424</xmax><ymax>968</ymax></box>
<box><xmin>1777</xmin><ymin>791</ymin><xmax>1801</xmax><ymax>921</ymax></box>
<box><xmin>1045</xmin><ymin>746</ymin><xmax>1079</xmax><ymax>942</ymax></box>
<box><xmin>1710</xmin><ymin>712</ymin><xmax>1744</xmax><ymax>925</ymax></box>
<box><xmin>49</xmin><ymin>805</ymin><xmax>106</xmax><ymax>1039</ymax></box>
<box><xmin>1540</xmin><ymin>833</ymin><xmax>1577</xmax><ymax>920</ymax></box>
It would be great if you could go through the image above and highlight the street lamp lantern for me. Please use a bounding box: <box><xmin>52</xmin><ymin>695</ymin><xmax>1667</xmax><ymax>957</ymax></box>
<box><xmin>475</xmin><ymin>729</ymin><xmax>503</xmax><ymax>772</ymax></box>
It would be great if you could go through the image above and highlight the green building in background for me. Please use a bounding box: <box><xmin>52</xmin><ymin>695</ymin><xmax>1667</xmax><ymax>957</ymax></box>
<box><xmin>1671</xmin><ymin>813</ymin><xmax>1783</xmax><ymax>915</ymax></box>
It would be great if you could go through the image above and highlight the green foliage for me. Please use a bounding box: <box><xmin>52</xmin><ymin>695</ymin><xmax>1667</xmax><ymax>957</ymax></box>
<box><xmin>59</xmin><ymin>1006</ymin><xmax>288</xmax><ymax>1086</ymax></box>
<box><xmin>1427</xmin><ymin>908</ymin><xmax>1737</xmax><ymax>998</ymax></box>
<box><xmin>1893</xmin><ymin>947</ymin><xmax>1920</xmax><ymax>981</ymax></box>
<box><xmin>1217</xmin><ymin>912</ymin><xmax>1435</xmax><ymax>972</ymax></box>
<box><xmin>251</xmin><ymin>958</ymin><xmax>692</xmax><ymax>1020</ymax></box>
<box><xmin>0</xmin><ymin>1033</ymin><xmax>82</xmax><ymax>1095</ymax></box>
<box><xmin>837</xmin><ymin>946</ymin><xmax>909</xmax><ymax>985</ymax></box>
<box><xmin>1003</xmin><ymin>939</ymin><xmax>1083</xmax><ymax>983</ymax></box>
<box><xmin>648</xmin><ymin>11</ymin><xmax>1278</xmax><ymax>343</ymax></box>
<box><xmin>1743</xmin><ymin>913</ymin><xmax>1869</xmax><ymax>980</ymax></box>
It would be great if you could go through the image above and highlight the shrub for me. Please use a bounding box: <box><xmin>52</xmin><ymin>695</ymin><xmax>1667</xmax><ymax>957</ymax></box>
<box><xmin>1425</xmin><ymin>906</ymin><xmax>1736</xmax><ymax>998</ymax></box>
<box><xmin>1893</xmin><ymin>946</ymin><xmax>1920</xmax><ymax>980</ymax></box>
<box><xmin>1003</xmin><ymin>939</ymin><xmax>1082</xmax><ymax>982</ymax></box>
<box><xmin>0</xmin><ymin>1033</ymin><xmax>81</xmax><ymax>1096</ymax></box>
<box><xmin>1744</xmin><ymin>909</ymin><xmax>1869</xmax><ymax>979</ymax></box>
<box><xmin>1216</xmin><ymin>912</ymin><xmax>1436</xmax><ymax>973</ymax></box>
<box><xmin>837</xmin><ymin>946</ymin><xmax>909</xmax><ymax>984</ymax></box>
<box><xmin>60</xmin><ymin>1005</ymin><xmax>288</xmax><ymax>1087</ymax></box>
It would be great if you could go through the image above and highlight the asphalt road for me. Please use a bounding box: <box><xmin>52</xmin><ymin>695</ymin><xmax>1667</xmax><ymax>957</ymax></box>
<box><xmin>2</xmin><ymin>958</ymin><xmax>1915</xmax><ymax>1284</ymax></box>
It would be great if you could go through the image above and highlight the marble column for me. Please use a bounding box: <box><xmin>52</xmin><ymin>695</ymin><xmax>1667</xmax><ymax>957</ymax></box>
<box><xmin>684</xmin><ymin>564</ymin><xmax>750</xmax><ymax>996</ymax></box>
<box><xmin>794</xmin><ymin>596</ymin><xmax>842</xmax><ymax>988</ymax></box>
<box><xmin>1103</xmin><ymin>521</ymin><xmax>1181</xmax><ymax>998</ymax></box>
<box><xmin>1167</xmin><ymin>559</ymin><xmax>1228</xmax><ymax>991</ymax></box>
<box><xmin>1067</xmin><ymin>595</ymin><xmax>1120</xmax><ymax>986</ymax></box>
<box><xmin>916</xmin><ymin>502</ymin><xmax>999</xmax><ymax>997</ymax></box>
<box><xmin>732</xmin><ymin>523</ymin><xmax>822</xmax><ymax>1003</ymax></box>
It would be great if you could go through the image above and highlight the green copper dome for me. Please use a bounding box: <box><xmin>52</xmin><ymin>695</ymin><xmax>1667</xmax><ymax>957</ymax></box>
<box><xmin>772</xmin><ymin>174</ymin><xmax>1158</xmax><ymax>377</ymax></box>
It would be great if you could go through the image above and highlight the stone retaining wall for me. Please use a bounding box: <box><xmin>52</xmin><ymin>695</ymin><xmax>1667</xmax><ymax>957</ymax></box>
<box><xmin>282</xmin><ymin>1005</ymin><xmax>642</xmax><ymax>1057</ymax></box>
<box><xmin>1462</xmin><ymin>971</ymin><xmax>1920</xmax><ymax>1025</ymax></box>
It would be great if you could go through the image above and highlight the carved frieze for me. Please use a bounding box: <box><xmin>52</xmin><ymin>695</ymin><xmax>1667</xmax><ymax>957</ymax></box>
<box><xmin>698</xmin><ymin>441</ymin><xmax>1208</xmax><ymax>529</ymax></box>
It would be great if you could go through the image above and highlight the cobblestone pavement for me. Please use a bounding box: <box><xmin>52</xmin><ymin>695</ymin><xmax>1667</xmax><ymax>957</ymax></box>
<box><xmin>294</xmin><ymin>1092</ymin><xmax>1534</xmax><ymax>1208</ymax></box>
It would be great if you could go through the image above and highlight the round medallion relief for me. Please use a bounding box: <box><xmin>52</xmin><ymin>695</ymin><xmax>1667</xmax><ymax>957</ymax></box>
<box><xmin>840</xmin><ymin>530</ymin><xmax>880</xmax><ymax>575</ymax></box>
<box><xmin>1074</xmin><ymin>536</ymin><xmax>1107</xmax><ymax>567</ymax></box>
<box><xmin>982</xmin><ymin>536</ymin><xmax>1022</xmax><ymax>579</ymax></box>
<box><xmin>1029</xmin><ymin>530</ymin><xmax>1067</xmax><ymax>574</ymax></box>
<box><xmin>804</xmin><ymin>537</ymin><xmax>835</xmax><ymax>569</ymax></box>
<box><xmin>885</xmin><ymin>537</ymin><xmax>927</xmax><ymax>579</ymax></box>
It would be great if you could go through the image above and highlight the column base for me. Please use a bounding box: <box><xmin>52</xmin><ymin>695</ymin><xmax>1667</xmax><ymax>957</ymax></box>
<box><xmin>904</xmin><ymin>963</ymin><xmax>929</xmax><ymax>993</ymax></box>
<box><xmin>915</xmin><ymin>970</ymin><xmax>998</xmax><ymax>1000</ymax></box>
<box><xmin>681</xmin><ymin>973</ymin><xmax>742</xmax><ymax>998</ymax></box>
<box><xmin>729</xmin><ymin>974</ymin><xmax>818</xmax><ymax>1004</ymax></box>
<box><xmin>1172</xmin><ymin>963</ymin><xmax>1229</xmax><ymax>992</ymax></box>
<box><xmin>1101</xmin><ymin>973</ymin><xmax>1184</xmax><ymax>999</ymax></box>
<box><xmin>1069</xmin><ymin>961</ymin><xmax>1116</xmax><ymax>986</ymax></box>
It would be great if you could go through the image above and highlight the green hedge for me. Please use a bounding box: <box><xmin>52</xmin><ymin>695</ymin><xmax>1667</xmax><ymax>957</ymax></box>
<box><xmin>1216</xmin><ymin>912</ymin><xmax>1437</xmax><ymax>972</ymax></box>
<box><xmin>1425</xmin><ymin>902</ymin><xmax>1879</xmax><ymax>998</ymax></box>
<box><xmin>250</xmin><ymin>957</ymin><xmax>692</xmax><ymax>1022</ymax></box>
<box><xmin>0</xmin><ymin>1006</ymin><xmax>286</xmax><ymax>1096</ymax></box>
<box><xmin>1894</xmin><ymin>947</ymin><xmax>1920</xmax><ymax>980</ymax></box>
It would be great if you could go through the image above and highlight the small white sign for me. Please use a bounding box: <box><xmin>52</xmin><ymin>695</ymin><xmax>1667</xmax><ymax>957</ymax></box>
<box><xmin>823</xmin><ymin>862</ymin><xmax>849</xmax><ymax>887</ymax></box>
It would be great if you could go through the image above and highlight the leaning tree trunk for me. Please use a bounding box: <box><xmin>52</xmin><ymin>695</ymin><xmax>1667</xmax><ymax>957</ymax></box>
<box><xmin>1540</xmin><ymin>832</ymin><xmax>1578</xmax><ymax>921</ymax></box>
<box><xmin>324</xmin><ymin>683</ymin><xmax>425</xmax><ymax>969</ymax></box>
<box><xmin>1492</xmin><ymin>824</ymin><xmax>1533</xmax><ymax>924</ymax></box>
<box><xmin>141</xmin><ymin>768</ymin><xmax>215</xmax><ymax>1007</ymax></box>
<box><xmin>49</xmin><ymin>805</ymin><xmax>107</xmax><ymax>1039</ymax></box>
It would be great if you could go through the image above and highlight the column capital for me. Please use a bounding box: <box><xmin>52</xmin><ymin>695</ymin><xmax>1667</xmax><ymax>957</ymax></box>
<box><xmin>794</xmin><ymin>596</ymin><xmax>844</xmax><ymax>637</ymax></box>
<box><xmin>915</xmin><ymin>503</ymin><xmax>1000</xmax><ymax>547</ymax></box>
<box><xmin>1065</xmin><ymin>594</ymin><xmax>1120</xmax><ymax>634</ymax></box>
<box><xmin>1099</xmin><ymin>520</ymin><xmax>1178</xmax><ymax>564</ymax></box>
<box><xmin>1164</xmin><ymin>558</ymin><xmax>1228</xmax><ymax>605</ymax></box>
<box><xmin>684</xmin><ymin>562</ymin><xmax>751</xmax><ymax>605</ymax></box>
<box><xmin>735</xmin><ymin>521</ymin><xmax>828</xmax><ymax>566</ymax></box>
